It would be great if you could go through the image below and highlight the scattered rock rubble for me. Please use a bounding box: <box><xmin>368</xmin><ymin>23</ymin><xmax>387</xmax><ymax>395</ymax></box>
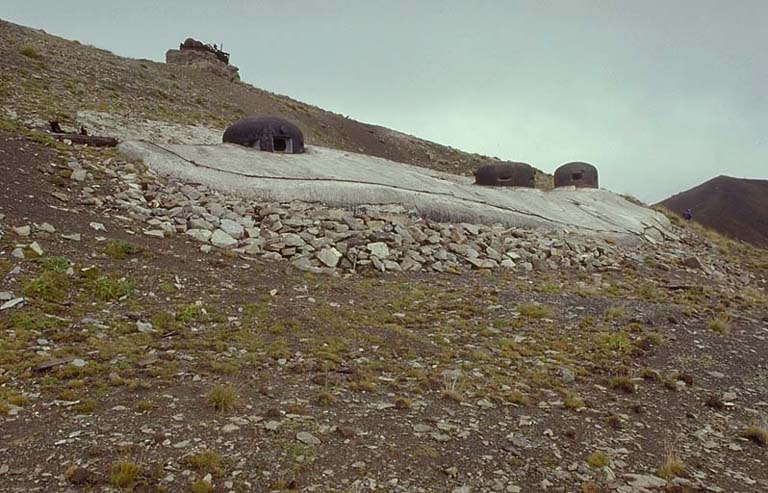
<box><xmin>113</xmin><ymin>174</ymin><xmax>628</xmax><ymax>275</ymax></box>
<box><xmin>61</xmin><ymin>156</ymin><xmax>750</xmax><ymax>282</ymax></box>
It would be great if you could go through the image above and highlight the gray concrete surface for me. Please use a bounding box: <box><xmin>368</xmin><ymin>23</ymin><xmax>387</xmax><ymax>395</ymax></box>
<box><xmin>78</xmin><ymin>111</ymin><xmax>673</xmax><ymax>244</ymax></box>
<box><xmin>118</xmin><ymin>140</ymin><xmax>673</xmax><ymax>244</ymax></box>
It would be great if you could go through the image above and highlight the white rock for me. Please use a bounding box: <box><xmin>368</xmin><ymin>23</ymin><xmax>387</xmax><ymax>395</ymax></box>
<box><xmin>11</xmin><ymin>247</ymin><xmax>24</xmax><ymax>259</ymax></box>
<box><xmin>28</xmin><ymin>242</ymin><xmax>44</xmax><ymax>256</ymax></box>
<box><xmin>477</xmin><ymin>398</ymin><xmax>496</xmax><ymax>409</ymax></box>
<box><xmin>35</xmin><ymin>222</ymin><xmax>56</xmax><ymax>233</ymax></box>
<box><xmin>89</xmin><ymin>222</ymin><xmax>106</xmax><ymax>231</ymax></box>
<box><xmin>367</xmin><ymin>242</ymin><xmax>390</xmax><ymax>258</ymax></box>
<box><xmin>61</xmin><ymin>233</ymin><xmax>81</xmax><ymax>241</ymax></box>
<box><xmin>282</xmin><ymin>233</ymin><xmax>306</xmax><ymax>247</ymax></box>
<box><xmin>0</xmin><ymin>292</ymin><xmax>12</xmax><ymax>301</ymax></box>
<box><xmin>71</xmin><ymin>359</ymin><xmax>87</xmax><ymax>368</ymax></box>
<box><xmin>623</xmin><ymin>474</ymin><xmax>667</xmax><ymax>489</ymax></box>
<box><xmin>219</xmin><ymin>219</ymin><xmax>245</xmax><ymax>240</ymax></box>
<box><xmin>211</xmin><ymin>229</ymin><xmax>238</xmax><ymax>248</ymax></box>
<box><xmin>13</xmin><ymin>225</ymin><xmax>31</xmax><ymax>236</ymax></box>
<box><xmin>296</xmin><ymin>432</ymin><xmax>321</xmax><ymax>445</ymax></box>
<box><xmin>70</xmin><ymin>169</ymin><xmax>88</xmax><ymax>181</ymax></box>
<box><xmin>0</xmin><ymin>298</ymin><xmax>25</xmax><ymax>311</ymax></box>
<box><xmin>186</xmin><ymin>229</ymin><xmax>212</xmax><ymax>243</ymax></box>
<box><xmin>292</xmin><ymin>257</ymin><xmax>321</xmax><ymax>273</ymax></box>
<box><xmin>136</xmin><ymin>321</ymin><xmax>154</xmax><ymax>333</ymax></box>
<box><xmin>316</xmin><ymin>247</ymin><xmax>342</xmax><ymax>268</ymax></box>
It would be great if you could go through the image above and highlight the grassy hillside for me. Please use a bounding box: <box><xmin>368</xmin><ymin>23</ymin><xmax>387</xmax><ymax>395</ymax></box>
<box><xmin>0</xmin><ymin>19</ymin><xmax>553</xmax><ymax>187</ymax></box>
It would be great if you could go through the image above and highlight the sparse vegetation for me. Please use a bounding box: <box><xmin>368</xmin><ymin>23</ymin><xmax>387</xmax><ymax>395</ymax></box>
<box><xmin>72</xmin><ymin>399</ymin><xmax>98</xmax><ymax>413</ymax></box>
<box><xmin>708</xmin><ymin>313</ymin><xmax>731</xmax><ymax>334</ymax></box>
<box><xmin>586</xmin><ymin>451</ymin><xmax>609</xmax><ymax>468</ymax></box>
<box><xmin>743</xmin><ymin>425</ymin><xmax>768</xmax><ymax>446</ymax></box>
<box><xmin>110</xmin><ymin>460</ymin><xmax>141</xmax><ymax>488</ymax></box>
<box><xmin>609</xmin><ymin>376</ymin><xmax>635</xmax><ymax>394</ymax></box>
<box><xmin>441</xmin><ymin>374</ymin><xmax>463</xmax><ymax>402</ymax></box>
<box><xmin>19</xmin><ymin>46</ymin><xmax>43</xmax><ymax>60</ymax></box>
<box><xmin>394</xmin><ymin>396</ymin><xmax>412</xmax><ymax>409</ymax></box>
<box><xmin>104</xmin><ymin>240</ymin><xmax>143</xmax><ymax>259</ymax></box>
<box><xmin>657</xmin><ymin>448</ymin><xmax>685</xmax><ymax>479</ymax></box>
<box><xmin>23</xmin><ymin>270</ymin><xmax>69</xmax><ymax>303</ymax></box>
<box><xmin>185</xmin><ymin>450</ymin><xmax>225</xmax><ymax>475</ymax></box>
<box><xmin>315</xmin><ymin>391</ymin><xmax>337</xmax><ymax>407</ymax></box>
<box><xmin>205</xmin><ymin>384</ymin><xmax>239</xmax><ymax>412</ymax></box>
<box><xmin>83</xmin><ymin>274</ymin><xmax>134</xmax><ymax>301</ymax></box>
<box><xmin>191</xmin><ymin>480</ymin><xmax>214</xmax><ymax>493</ymax></box>
<box><xmin>564</xmin><ymin>393</ymin><xmax>585</xmax><ymax>410</ymax></box>
<box><xmin>604</xmin><ymin>306</ymin><xmax>625</xmax><ymax>320</ymax></box>
<box><xmin>517</xmin><ymin>302</ymin><xmax>554</xmax><ymax>319</ymax></box>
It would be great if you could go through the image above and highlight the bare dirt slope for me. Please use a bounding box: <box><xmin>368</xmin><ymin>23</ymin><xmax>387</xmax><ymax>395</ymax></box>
<box><xmin>658</xmin><ymin>175</ymin><xmax>768</xmax><ymax>248</ymax></box>
<box><xmin>0</xmin><ymin>19</ymin><xmax>551</xmax><ymax>187</ymax></box>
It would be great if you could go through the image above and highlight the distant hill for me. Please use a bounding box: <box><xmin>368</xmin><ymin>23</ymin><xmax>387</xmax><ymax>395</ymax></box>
<box><xmin>658</xmin><ymin>175</ymin><xmax>768</xmax><ymax>247</ymax></box>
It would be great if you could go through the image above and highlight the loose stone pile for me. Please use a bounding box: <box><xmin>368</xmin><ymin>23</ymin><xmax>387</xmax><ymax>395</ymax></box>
<box><xmin>110</xmin><ymin>171</ymin><xmax>630</xmax><ymax>275</ymax></box>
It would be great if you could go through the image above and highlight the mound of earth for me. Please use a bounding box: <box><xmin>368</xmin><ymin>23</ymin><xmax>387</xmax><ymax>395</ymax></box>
<box><xmin>658</xmin><ymin>175</ymin><xmax>768</xmax><ymax>247</ymax></box>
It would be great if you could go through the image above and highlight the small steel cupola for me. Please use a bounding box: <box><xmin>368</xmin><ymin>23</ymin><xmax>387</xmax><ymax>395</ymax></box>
<box><xmin>474</xmin><ymin>161</ymin><xmax>536</xmax><ymax>188</ymax></box>
<box><xmin>554</xmin><ymin>162</ymin><xmax>598</xmax><ymax>188</ymax></box>
<box><xmin>223</xmin><ymin>116</ymin><xmax>305</xmax><ymax>154</ymax></box>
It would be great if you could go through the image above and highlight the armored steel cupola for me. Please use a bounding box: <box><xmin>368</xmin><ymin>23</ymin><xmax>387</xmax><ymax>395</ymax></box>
<box><xmin>474</xmin><ymin>161</ymin><xmax>535</xmax><ymax>188</ymax></box>
<box><xmin>554</xmin><ymin>162</ymin><xmax>598</xmax><ymax>188</ymax></box>
<box><xmin>223</xmin><ymin>116</ymin><xmax>305</xmax><ymax>154</ymax></box>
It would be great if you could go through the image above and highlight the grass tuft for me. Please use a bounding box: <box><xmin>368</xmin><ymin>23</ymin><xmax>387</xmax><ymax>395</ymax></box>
<box><xmin>708</xmin><ymin>314</ymin><xmax>731</xmax><ymax>334</ymax></box>
<box><xmin>608</xmin><ymin>376</ymin><xmax>635</xmax><ymax>394</ymax></box>
<box><xmin>315</xmin><ymin>391</ymin><xmax>337</xmax><ymax>407</ymax></box>
<box><xmin>110</xmin><ymin>460</ymin><xmax>141</xmax><ymax>488</ymax></box>
<box><xmin>742</xmin><ymin>425</ymin><xmax>768</xmax><ymax>446</ymax></box>
<box><xmin>394</xmin><ymin>397</ymin><xmax>412</xmax><ymax>410</ymax></box>
<box><xmin>564</xmin><ymin>393</ymin><xmax>585</xmax><ymax>410</ymax></box>
<box><xmin>84</xmin><ymin>275</ymin><xmax>134</xmax><ymax>301</ymax></box>
<box><xmin>205</xmin><ymin>384</ymin><xmax>239</xmax><ymax>412</ymax></box>
<box><xmin>23</xmin><ymin>270</ymin><xmax>69</xmax><ymax>303</ymax></box>
<box><xmin>586</xmin><ymin>450</ymin><xmax>609</xmax><ymax>468</ymax></box>
<box><xmin>104</xmin><ymin>240</ymin><xmax>143</xmax><ymax>260</ymax></box>
<box><xmin>191</xmin><ymin>480</ymin><xmax>213</xmax><ymax>493</ymax></box>
<box><xmin>657</xmin><ymin>448</ymin><xmax>684</xmax><ymax>479</ymax></box>
<box><xmin>516</xmin><ymin>302</ymin><xmax>553</xmax><ymax>319</ymax></box>
<box><xmin>20</xmin><ymin>46</ymin><xmax>43</xmax><ymax>60</ymax></box>
<box><xmin>184</xmin><ymin>450</ymin><xmax>224</xmax><ymax>475</ymax></box>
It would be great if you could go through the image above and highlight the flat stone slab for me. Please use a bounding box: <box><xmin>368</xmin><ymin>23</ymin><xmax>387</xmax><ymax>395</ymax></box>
<box><xmin>119</xmin><ymin>140</ymin><xmax>672</xmax><ymax>244</ymax></box>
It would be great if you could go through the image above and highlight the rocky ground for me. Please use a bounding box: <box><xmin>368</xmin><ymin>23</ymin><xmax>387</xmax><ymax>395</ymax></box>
<box><xmin>1</xmin><ymin>119</ymin><xmax>768</xmax><ymax>493</ymax></box>
<box><xmin>1</xmin><ymin>18</ymin><xmax>768</xmax><ymax>493</ymax></box>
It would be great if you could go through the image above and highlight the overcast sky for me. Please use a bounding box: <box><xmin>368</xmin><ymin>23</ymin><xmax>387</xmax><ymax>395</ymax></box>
<box><xmin>3</xmin><ymin>1</ymin><xmax>766</xmax><ymax>202</ymax></box>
